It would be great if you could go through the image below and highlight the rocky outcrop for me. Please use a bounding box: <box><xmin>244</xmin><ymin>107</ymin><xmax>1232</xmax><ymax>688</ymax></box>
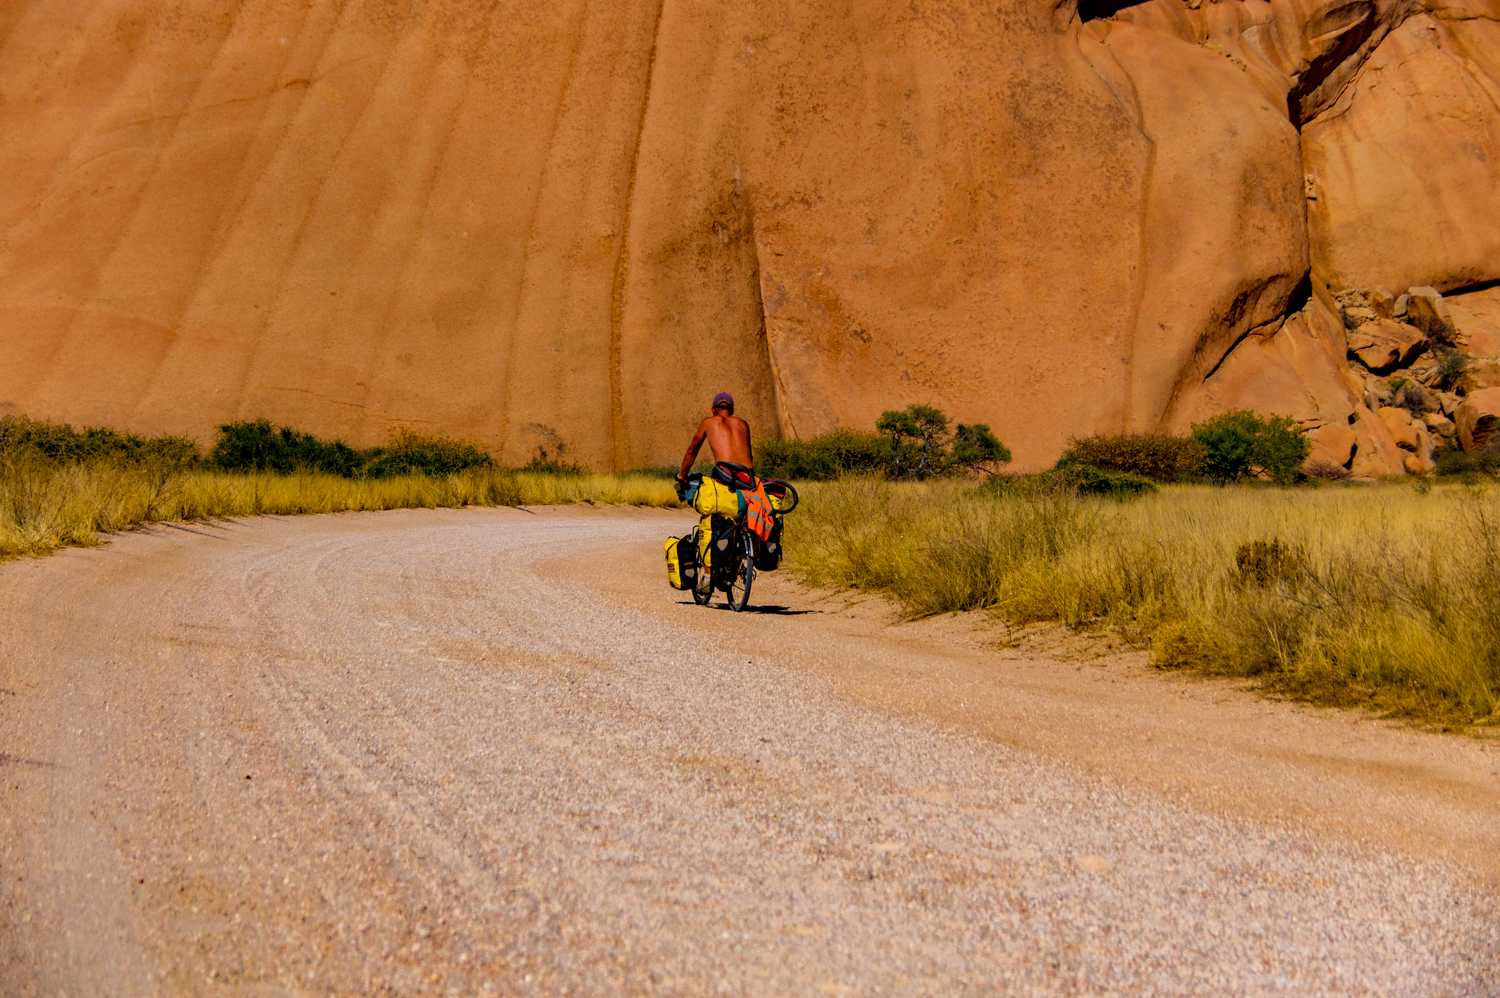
<box><xmin>0</xmin><ymin>0</ymin><xmax>1495</xmax><ymax>469</ymax></box>
<box><xmin>1456</xmin><ymin>389</ymin><xmax>1500</xmax><ymax>454</ymax></box>
<box><xmin>1303</xmin><ymin>9</ymin><xmax>1500</xmax><ymax>297</ymax></box>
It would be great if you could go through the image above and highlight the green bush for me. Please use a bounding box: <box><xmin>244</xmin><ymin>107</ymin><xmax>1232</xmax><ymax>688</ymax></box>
<box><xmin>208</xmin><ymin>420</ymin><xmax>363</xmax><ymax>476</ymax></box>
<box><xmin>1190</xmin><ymin>410</ymin><xmax>1310</xmax><ymax>484</ymax></box>
<box><xmin>208</xmin><ymin>420</ymin><xmax>492</xmax><ymax>479</ymax></box>
<box><xmin>1057</xmin><ymin>433</ymin><xmax>1205</xmax><ymax>481</ymax></box>
<box><xmin>762</xmin><ymin>411</ymin><xmax>1013</xmax><ymax>482</ymax></box>
<box><xmin>0</xmin><ymin>415</ymin><xmax>199</xmax><ymax>469</ymax></box>
<box><xmin>756</xmin><ymin>429</ymin><xmax>890</xmax><ymax>481</ymax></box>
<box><xmin>1435</xmin><ymin>349</ymin><xmax>1470</xmax><ymax>392</ymax></box>
<box><xmin>1392</xmin><ymin>380</ymin><xmax>1437</xmax><ymax>416</ymax></box>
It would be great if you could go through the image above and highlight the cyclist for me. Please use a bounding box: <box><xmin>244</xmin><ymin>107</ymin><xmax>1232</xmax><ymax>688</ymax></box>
<box><xmin>676</xmin><ymin>392</ymin><xmax>755</xmax><ymax>572</ymax></box>
<box><xmin>676</xmin><ymin>392</ymin><xmax>753</xmax><ymax>483</ymax></box>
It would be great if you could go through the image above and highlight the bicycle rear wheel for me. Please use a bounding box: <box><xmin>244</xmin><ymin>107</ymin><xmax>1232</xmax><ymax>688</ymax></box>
<box><xmin>726</xmin><ymin>542</ymin><xmax>755</xmax><ymax>612</ymax></box>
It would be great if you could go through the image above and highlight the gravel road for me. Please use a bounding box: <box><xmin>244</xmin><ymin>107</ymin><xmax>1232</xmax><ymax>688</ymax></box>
<box><xmin>1</xmin><ymin>507</ymin><xmax>1496</xmax><ymax>997</ymax></box>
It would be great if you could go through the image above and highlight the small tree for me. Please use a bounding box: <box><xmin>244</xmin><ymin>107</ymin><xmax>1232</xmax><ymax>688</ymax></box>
<box><xmin>905</xmin><ymin>404</ymin><xmax>950</xmax><ymax>478</ymax></box>
<box><xmin>875</xmin><ymin>409</ymin><xmax>919</xmax><ymax>477</ymax></box>
<box><xmin>1250</xmin><ymin>415</ymin><xmax>1313</xmax><ymax>484</ymax></box>
<box><xmin>950</xmin><ymin>423</ymin><xmax>1012</xmax><ymax>476</ymax></box>
<box><xmin>1190</xmin><ymin>410</ymin><xmax>1310</xmax><ymax>484</ymax></box>
<box><xmin>1191</xmin><ymin>411</ymin><xmax>1260</xmax><ymax>482</ymax></box>
<box><xmin>875</xmin><ymin>406</ymin><xmax>1012</xmax><ymax>479</ymax></box>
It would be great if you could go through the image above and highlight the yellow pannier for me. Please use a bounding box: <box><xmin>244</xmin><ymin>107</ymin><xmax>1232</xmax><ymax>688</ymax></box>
<box><xmin>664</xmin><ymin>535</ymin><xmax>698</xmax><ymax>591</ymax></box>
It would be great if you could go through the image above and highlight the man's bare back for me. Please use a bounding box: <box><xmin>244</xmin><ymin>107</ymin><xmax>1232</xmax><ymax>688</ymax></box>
<box><xmin>678</xmin><ymin>394</ymin><xmax>753</xmax><ymax>482</ymax></box>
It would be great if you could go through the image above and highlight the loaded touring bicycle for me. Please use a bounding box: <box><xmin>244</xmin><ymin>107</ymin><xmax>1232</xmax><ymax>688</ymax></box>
<box><xmin>664</xmin><ymin>463</ymin><xmax>798</xmax><ymax>612</ymax></box>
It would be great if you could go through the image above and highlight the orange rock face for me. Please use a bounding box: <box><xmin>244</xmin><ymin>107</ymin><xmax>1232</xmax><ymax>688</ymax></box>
<box><xmin>0</xmin><ymin>0</ymin><xmax>1495</xmax><ymax>469</ymax></box>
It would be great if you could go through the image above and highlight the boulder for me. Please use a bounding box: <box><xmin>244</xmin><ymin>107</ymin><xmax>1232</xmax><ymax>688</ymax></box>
<box><xmin>1308</xmin><ymin>421</ymin><xmax>1357</xmax><ymax>465</ymax></box>
<box><xmin>1367</xmin><ymin>287</ymin><xmax>1399</xmax><ymax>319</ymax></box>
<box><xmin>1466</xmin><ymin>359</ymin><xmax>1500</xmax><ymax>390</ymax></box>
<box><xmin>1422</xmin><ymin>412</ymin><xmax>1456</xmax><ymax>438</ymax></box>
<box><xmin>1362</xmin><ymin>374</ymin><xmax>1395</xmax><ymax>411</ymax></box>
<box><xmin>1455</xmin><ymin>388</ymin><xmax>1500</xmax><ymax>453</ymax></box>
<box><xmin>1403</xmin><ymin>424</ymin><xmax>1437</xmax><ymax>475</ymax></box>
<box><xmin>1406</xmin><ymin>359</ymin><xmax>1439</xmax><ymax>387</ymax></box>
<box><xmin>1342</xmin><ymin>306</ymin><xmax>1378</xmax><ymax>330</ymax></box>
<box><xmin>1448</xmin><ymin>287</ymin><xmax>1500</xmax><ymax>358</ymax></box>
<box><xmin>1407</xmin><ymin>287</ymin><xmax>1457</xmax><ymax>345</ymax></box>
<box><xmin>1378</xmin><ymin>406</ymin><xmax>1420</xmax><ymax>452</ymax></box>
<box><xmin>1349</xmin><ymin>404</ymin><xmax>1409</xmax><ymax>479</ymax></box>
<box><xmin>1347</xmin><ymin>319</ymin><xmax>1427</xmax><ymax>372</ymax></box>
<box><xmin>1404</xmin><ymin>451</ymin><xmax>1437</xmax><ymax>476</ymax></box>
<box><xmin>1305</xmin><ymin>445</ymin><xmax>1352</xmax><ymax>478</ymax></box>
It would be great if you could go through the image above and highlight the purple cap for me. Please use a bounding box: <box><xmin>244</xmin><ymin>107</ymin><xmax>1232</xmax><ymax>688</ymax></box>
<box><xmin>712</xmin><ymin>392</ymin><xmax>734</xmax><ymax>410</ymax></box>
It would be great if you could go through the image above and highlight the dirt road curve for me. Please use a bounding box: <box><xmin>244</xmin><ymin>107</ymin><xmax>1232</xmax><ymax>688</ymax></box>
<box><xmin>2</xmin><ymin>507</ymin><xmax>1496</xmax><ymax>997</ymax></box>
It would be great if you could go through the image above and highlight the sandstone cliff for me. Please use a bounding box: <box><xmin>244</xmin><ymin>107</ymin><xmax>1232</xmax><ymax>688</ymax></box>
<box><xmin>0</xmin><ymin>0</ymin><xmax>1496</xmax><ymax>471</ymax></box>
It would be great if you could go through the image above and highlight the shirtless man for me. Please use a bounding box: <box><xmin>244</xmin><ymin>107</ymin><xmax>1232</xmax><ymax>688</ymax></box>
<box><xmin>676</xmin><ymin>392</ymin><xmax>753</xmax><ymax>484</ymax></box>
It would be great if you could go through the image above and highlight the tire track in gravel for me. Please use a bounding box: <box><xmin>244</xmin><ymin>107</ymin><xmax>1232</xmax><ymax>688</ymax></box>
<box><xmin>1</xmin><ymin>506</ymin><xmax>1497</xmax><ymax>997</ymax></box>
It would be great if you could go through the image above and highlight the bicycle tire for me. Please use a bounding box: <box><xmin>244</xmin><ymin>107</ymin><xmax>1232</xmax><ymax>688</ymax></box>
<box><xmin>727</xmin><ymin>541</ymin><xmax>755</xmax><ymax>612</ymax></box>
<box><xmin>692</xmin><ymin>570</ymin><xmax>713</xmax><ymax>605</ymax></box>
<box><xmin>763</xmin><ymin>479</ymin><xmax>799</xmax><ymax>514</ymax></box>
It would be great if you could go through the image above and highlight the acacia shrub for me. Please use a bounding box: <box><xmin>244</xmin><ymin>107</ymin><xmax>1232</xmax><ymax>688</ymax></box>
<box><xmin>1190</xmin><ymin>410</ymin><xmax>1310</xmax><ymax>484</ymax></box>
<box><xmin>1057</xmin><ymin>433</ymin><xmax>1205</xmax><ymax>481</ymax></box>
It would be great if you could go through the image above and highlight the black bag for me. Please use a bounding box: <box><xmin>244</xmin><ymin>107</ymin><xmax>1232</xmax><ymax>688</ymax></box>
<box><xmin>705</xmin><ymin>514</ymin><xmax>737</xmax><ymax>569</ymax></box>
<box><xmin>752</xmin><ymin>515</ymin><xmax>784</xmax><ymax>571</ymax></box>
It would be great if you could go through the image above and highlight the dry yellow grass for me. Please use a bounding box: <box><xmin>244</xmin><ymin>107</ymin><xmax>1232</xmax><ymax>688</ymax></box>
<box><xmin>0</xmin><ymin>457</ymin><xmax>679</xmax><ymax>560</ymax></box>
<box><xmin>786</xmin><ymin>477</ymin><xmax>1500</xmax><ymax>729</ymax></box>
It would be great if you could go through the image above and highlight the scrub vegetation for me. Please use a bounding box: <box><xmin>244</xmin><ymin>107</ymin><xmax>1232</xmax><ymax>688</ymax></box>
<box><xmin>785</xmin><ymin>475</ymin><xmax>1500</xmax><ymax>730</ymax></box>
<box><xmin>0</xmin><ymin>415</ymin><xmax>676</xmax><ymax>560</ymax></box>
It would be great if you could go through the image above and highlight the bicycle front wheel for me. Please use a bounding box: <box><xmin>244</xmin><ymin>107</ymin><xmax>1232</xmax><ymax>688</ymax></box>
<box><xmin>727</xmin><ymin>543</ymin><xmax>755</xmax><ymax>612</ymax></box>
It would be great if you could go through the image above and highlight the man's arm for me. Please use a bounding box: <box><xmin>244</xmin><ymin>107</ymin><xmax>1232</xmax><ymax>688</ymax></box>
<box><xmin>677</xmin><ymin>421</ymin><xmax>709</xmax><ymax>481</ymax></box>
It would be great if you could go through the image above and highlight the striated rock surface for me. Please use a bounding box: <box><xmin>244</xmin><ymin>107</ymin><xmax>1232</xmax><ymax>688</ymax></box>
<box><xmin>1303</xmin><ymin>8</ymin><xmax>1500</xmax><ymax>296</ymax></box>
<box><xmin>0</xmin><ymin>0</ymin><xmax>1496</xmax><ymax>469</ymax></box>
